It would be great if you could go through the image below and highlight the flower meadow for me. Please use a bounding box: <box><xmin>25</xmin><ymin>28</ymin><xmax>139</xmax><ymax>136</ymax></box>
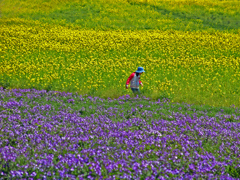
<box><xmin>1</xmin><ymin>88</ymin><xmax>240</xmax><ymax>179</ymax></box>
<box><xmin>1</xmin><ymin>0</ymin><xmax>240</xmax><ymax>107</ymax></box>
<box><xmin>1</xmin><ymin>1</ymin><xmax>240</xmax><ymax>179</ymax></box>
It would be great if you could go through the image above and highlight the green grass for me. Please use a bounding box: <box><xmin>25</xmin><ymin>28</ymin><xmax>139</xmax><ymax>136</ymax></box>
<box><xmin>1</xmin><ymin>0</ymin><xmax>240</xmax><ymax>32</ymax></box>
<box><xmin>9</xmin><ymin>89</ymin><xmax>239</xmax><ymax>121</ymax></box>
<box><xmin>27</xmin><ymin>2</ymin><xmax>240</xmax><ymax>31</ymax></box>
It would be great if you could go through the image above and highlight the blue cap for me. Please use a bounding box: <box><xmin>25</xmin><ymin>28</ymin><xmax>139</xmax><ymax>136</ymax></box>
<box><xmin>135</xmin><ymin>67</ymin><xmax>145</xmax><ymax>73</ymax></box>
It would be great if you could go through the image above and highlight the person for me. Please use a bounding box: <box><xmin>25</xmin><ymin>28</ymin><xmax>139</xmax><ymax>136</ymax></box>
<box><xmin>126</xmin><ymin>67</ymin><xmax>145</xmax><ymax>94</ymax></box>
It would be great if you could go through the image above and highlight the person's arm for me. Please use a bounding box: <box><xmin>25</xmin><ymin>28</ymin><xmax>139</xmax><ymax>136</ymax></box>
<box><xmin>126</xmin><ymin>72</ymin><xmax>135</xmax><ymax>89</ymax></box>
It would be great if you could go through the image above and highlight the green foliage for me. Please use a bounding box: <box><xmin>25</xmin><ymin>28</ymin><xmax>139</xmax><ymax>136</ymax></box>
<box><xmin>0</xmin><ymin>79</ymin><xmax>10</xmax><ymax>90</ymax></box>
<box><xmin>226</xmin><ymin>166</ymin><xmax>240</xmax><ymax>178</ymax></box>
<box><xmin>1</xmin><ymin>0</ymin><xmax>240</xmax><ymax>31</ymax></box>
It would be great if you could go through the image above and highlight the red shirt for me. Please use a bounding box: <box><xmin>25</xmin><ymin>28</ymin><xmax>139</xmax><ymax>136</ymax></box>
<box><xmin>126</xmin><ymin>72</ymin><xmax>142</xmax><ymax>88</ymax></box>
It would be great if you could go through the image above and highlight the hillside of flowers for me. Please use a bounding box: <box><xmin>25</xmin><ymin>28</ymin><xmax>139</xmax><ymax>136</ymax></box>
<box><xmin>1</xmin><ymin>0</ymin><xmax>240</xmax><ymax>107</ymax></box>
<box><xmin>0</xmin><ymin>88</ymin><xmax>240</xmax><ymax>179</ymax></box>
<box><xmin>1</xmin><ymin>0</ymin><xmax>240</xmax><ymax>179</ymax></box>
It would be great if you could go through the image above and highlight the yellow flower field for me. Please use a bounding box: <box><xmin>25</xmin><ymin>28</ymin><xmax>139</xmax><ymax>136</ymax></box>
<box><xmin>0</xmin><ymin>0</ymin><xmax>240</xmax><ymax>107</ymax></box>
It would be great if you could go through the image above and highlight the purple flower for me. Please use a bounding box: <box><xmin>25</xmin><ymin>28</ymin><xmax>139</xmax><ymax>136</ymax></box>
<box><xmin>67</xmin><ymin>99</ymin><xmax>75</xmax><ymax>104</ymax></box>
<box><xmin>30</xmin><ymin>172</ymin><xmax>37</xmax><ymax>177</ymax></box>
<box><xmin>1</xmin><ymin>88</ymin><xmax>240</xmax><ymax>179</ymax></box>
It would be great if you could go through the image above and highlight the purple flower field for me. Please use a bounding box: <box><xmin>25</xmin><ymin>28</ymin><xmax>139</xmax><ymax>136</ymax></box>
<box><xmin>0</xmin><ymin>88</ymin><xmax>240</xmax><ymax>179</ymax></box>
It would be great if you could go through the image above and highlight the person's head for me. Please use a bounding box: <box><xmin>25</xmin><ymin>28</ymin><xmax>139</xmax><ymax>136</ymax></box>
<box><xmin>135</xmin><ymin>67</ymin><xmax>145</xmax><ymax>74</ymax></box>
